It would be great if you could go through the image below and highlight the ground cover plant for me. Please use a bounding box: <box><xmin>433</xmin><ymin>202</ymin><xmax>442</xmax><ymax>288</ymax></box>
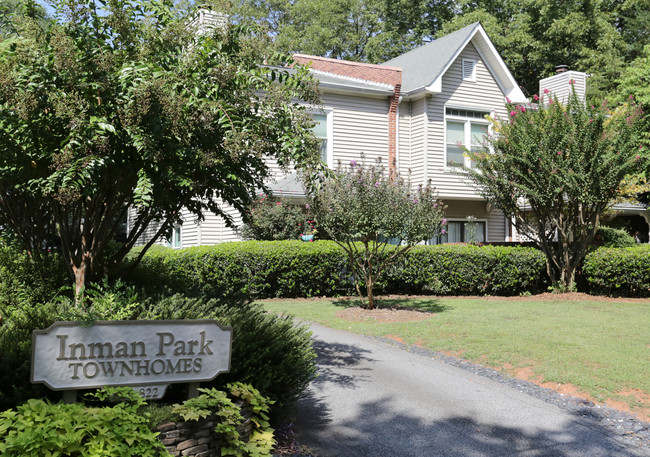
<box><xmin>262</xmin><ymin>295</ymin><xmax>650</xmax><ymax>420</ymax></box>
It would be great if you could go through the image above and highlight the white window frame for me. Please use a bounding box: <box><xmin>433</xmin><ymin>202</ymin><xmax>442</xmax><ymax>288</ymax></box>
<box><xmin>311</xmin><ymin>109</ymin><xmax>333</xmax><ymax>167</ymax></box>
<box><xmin>444</xmin><ymin>106</ymin><xmax>491</xmax><ymax>171</ymax></box>
<box><xmin>428</xmin><ymin>218</ymin><xmax>489</xmax><ymax>244</ymax></box>
<box><xmin>167</xmin><ymin>225</ymin><xmax>182</xmax><ymax>249</ymax></box>
<box><xmin>462</xmin><ymin>59</ymin><xmax>477</xmax><ymax>82</ymax></box>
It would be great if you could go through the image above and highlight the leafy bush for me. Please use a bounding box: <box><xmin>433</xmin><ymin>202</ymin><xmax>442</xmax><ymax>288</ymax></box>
<box><xmin>172</xmin><ymin>383</ymin><xmax>275</xmax><ymax>457</ymax></box>
<box><xmin>0</xmin><ymin>242</ymin><xmax>70</xmax><ymax>409</ymax></box>
<box><xmin>131</xmin><ymin>241</ymin><xmax>548</xmax><ymax>298</ymax></box>
<box><xmin>131</xmin><ymin>241</ymin><xmax>352</xmax><ymax>298</ymax></box>
<box><xmin>136</xmin><ymin>294</ymin><xmax>317</xmax><ymax>409</ymax></box>
<box><xmin>0</xmin><ymin>388</ymin><xmax>167</xmax><ymax>457</ymax></box>
<box><xmin>240</xmin><ymin>195</ymin><xmax>308</xmax><ymax>241</ymax></box>
<box><xmin>593</xmin><ymin>226</ymin><xmax>636</xmax><ymax>248</ymax></box>
<box><xmin>386</xmin><ymin>244</ymin><xmax>548</xmax><ymax>295</ymax></box>
<box><xmin>583</xmin><ymin>245</ymin><xmax>650</xmax><ymax>296</ymax></box>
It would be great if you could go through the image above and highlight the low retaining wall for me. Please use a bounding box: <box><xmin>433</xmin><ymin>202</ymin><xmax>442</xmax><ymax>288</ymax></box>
<box><xmin>157</xmin><ymin>405</ymin><xmax>253</xmax><ymax>457</ymax></box>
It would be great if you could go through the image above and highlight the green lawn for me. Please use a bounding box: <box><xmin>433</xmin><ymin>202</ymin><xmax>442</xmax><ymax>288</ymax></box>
<box><xmin>261</xmin><ymin>296</ymin><xmax>650</xmax><ymax>419</ymax></box>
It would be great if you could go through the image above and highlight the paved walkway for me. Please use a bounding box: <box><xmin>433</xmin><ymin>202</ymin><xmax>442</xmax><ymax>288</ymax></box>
<box><xmin>292</xmin><ymin>322</ymin><xmax>649</xmax><ymax>457</ymax></box>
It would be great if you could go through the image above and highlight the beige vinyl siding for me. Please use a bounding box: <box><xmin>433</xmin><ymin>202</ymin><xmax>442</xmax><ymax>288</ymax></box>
<box><xmin>426</xmin><ymin>42</ymin><xmax>508</xmax><ymax>200</ymax></box>
<box><xmin>443</xmin><ymin>199</ymin><xmax>506</xmax><ymax>242</ymax></box>
<box><xmin>197</xmin><ymin>200</ymin><xmax>244</xmax><ymax>244</ymax></box>
<box><xmin>128</xmin><ymin>208</ymin><xmax>166</xmax><ymax>247</ymax></box>
<box><xmin>179</xmin><ymin>208</ymin><xmax>200</xmax><ymax>248</ymax></box>
<box><xmin>322</xmin><ymin>93</ymin><xmax>389</xmax><ymax>166</ymax></box>
<box><xmin>539</xmin><ymin>71</ymin><xmax>587</xmax><ymax>104</ymax></box>
<box><xmin>397</xmin><ymin>101</ymin><xmax>411</xmax><ymax>173</ymax></box>
<box><xmin>405</xmin><ymin>98</ymin><xmax>426</xmax><ymax>185</ymax></box>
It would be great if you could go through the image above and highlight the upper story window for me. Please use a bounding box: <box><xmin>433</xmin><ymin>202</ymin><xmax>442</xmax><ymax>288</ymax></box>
<box><xmin>312</xmin><ymin>113</ymin><xmax>330</xmax><ymax>164</ymax></box>
<box><xmin>445</xmin><ymin>108</ymin><xmax>490</xmax><ymax>169</ymax></box>
<box><xmin>462</xmin><ymin>59</ymin><xmax>477</xmax><ymax>82</ymax></box>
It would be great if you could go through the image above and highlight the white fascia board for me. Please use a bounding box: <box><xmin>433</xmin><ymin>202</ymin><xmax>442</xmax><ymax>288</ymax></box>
<box><xmin>318</xmin><ymin>82</ymin><xmax>393</xmax><ymax>99</ymax></box>
<box><xmin>472</xmin><ymin>27</ymin><xmax>527</xmax><ymax>103</ymax></box>
<box><xmin>423</xmin><ymin>24</ymin><xmax>527</xmax><ymax>103</ymax></box>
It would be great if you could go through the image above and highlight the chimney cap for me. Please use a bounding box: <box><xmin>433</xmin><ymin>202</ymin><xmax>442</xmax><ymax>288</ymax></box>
<box><xmin>555</xmin><ymin>65</ymin><xmax>569</xmax><ymax>73</ymax></box>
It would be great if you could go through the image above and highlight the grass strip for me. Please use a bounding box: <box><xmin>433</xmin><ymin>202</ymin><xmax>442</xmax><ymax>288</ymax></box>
<box><xmin>261</xmin><ymin>296</ymin><xmax>650</xmax><ymax>419</ymax></box>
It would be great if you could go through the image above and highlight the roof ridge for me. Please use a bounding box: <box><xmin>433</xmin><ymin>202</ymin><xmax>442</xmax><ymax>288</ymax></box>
<box><xmin>382</xmin><ymin>21</ymin><xmax>480</xmax><ymax>65</ymax></box>
<box><xmin>294</xmin><ymin>54</ymin><xmax>401</xmax><ymax>72</ymax></box>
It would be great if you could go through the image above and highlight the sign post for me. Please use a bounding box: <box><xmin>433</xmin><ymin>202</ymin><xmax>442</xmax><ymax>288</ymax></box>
<box><xmin>31</xmin><ymin>320</ymin><xmax>232</xmax><ymax>401</ymax></box>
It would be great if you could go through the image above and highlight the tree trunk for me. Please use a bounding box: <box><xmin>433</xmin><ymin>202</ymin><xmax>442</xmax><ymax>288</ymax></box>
<box><xmin>365</xmin><ymin>274</ymin><xmax>375</xmax><ymax>310</ymax></box>
<box><xmin>72</xmin><ymin>255</ymin><xmax>90</xmax><ymax>304</ymax></box>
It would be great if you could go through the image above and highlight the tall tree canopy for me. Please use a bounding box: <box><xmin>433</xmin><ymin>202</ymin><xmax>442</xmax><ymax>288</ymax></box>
<box><xmin>232</xmin><ymin>0</ymin><xmax>650</xmax><ymax>104</ymax></box>
<box><xmin>0</xmin><ymin>0</ymin><xmax>322</xmax><ymax>297</ymax></box>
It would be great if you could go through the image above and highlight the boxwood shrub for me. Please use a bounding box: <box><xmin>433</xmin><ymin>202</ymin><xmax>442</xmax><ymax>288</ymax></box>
<box><xmin>583</xmin><ymin>245</ymin><xmax>650</xmax><ymax>296</ymax></box>
<box><xmin>131</xmin><ymin>241</ymin><xmax>548</xmax><ymax>297</ymax></box>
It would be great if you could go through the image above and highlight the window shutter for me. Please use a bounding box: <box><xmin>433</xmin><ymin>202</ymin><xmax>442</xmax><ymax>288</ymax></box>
<box><xmin>462</xmin><ymin>59</ymin><xmax>476</xmax><ymax>81</ymax></box>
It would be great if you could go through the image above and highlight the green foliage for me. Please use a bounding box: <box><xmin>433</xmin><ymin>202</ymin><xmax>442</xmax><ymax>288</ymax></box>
<box><xmin>136</xmin><ymin>294</ymin><xmax>317</xmax><ymax>409</ymax></box>
<box><xmin>240</xmin><ymin>195</ymin><xmax>307</xmax><ymax>241</ymax></box>
<box><xmin>0</xmin><ymin>387</ymin><xmax>167</xmax><ymax>456</ymax></box>
<box><xmin>462</xmin><ymin>92</ymin><xmax>647</xmax><ymax>289</ymax></box>
<box><xmin>0</xmin><ymin>242</ymin><xmax>69</xmax><ymax>409</ymax></box>
<box><xmin>583</xmin><ymin>245</ymin><xmax>650</xmax><ymax>297</ymax></box>
<box><xmin>56</xmin><ymin>277</ymin><xmax>141</xmax><ymax>325</ymax></box>
<box><xmin>309</xmin><ymin>157</ymin><xmax>446</xmax><ymax>308</ymax></box>
<box><xmin>133</xmin><ymin>240</ymin><xmax>548</xmax><ymax>298</ymax></box>
<box><xmin>594</xmin><ymin>226</ymin><xmax>636</xmax><ymax>249</ymax></box>
<box><xmin>172</xmin><ymin>383</ymin><xmax>275</xmax><ymax>457</ymax></box>
<box><xmin>386</xmin><ymin>244</ymin><xmax>548</xmax><ymax>295</ymax></box>
<box><xmin>131</xmin><ymin>241</ymin><xmax>350</xmax><ymax>298</ymax></box>
<box><xmin>0</xmin><ymin>0</ymin><xmax>323</xmax><ymax>297</ymax></box>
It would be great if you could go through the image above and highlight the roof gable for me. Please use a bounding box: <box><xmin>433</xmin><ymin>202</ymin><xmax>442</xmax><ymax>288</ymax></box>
<box><xmin>383</xmin><ymin>23</ymin><xmax>526</xmax><ymax>103</ymax></box>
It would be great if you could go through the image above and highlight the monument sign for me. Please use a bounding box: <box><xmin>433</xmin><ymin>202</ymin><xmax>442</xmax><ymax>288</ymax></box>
<box><xmin>31</xmin><ymin>320</ymin><xmax>232</xmax><ymax>393</ymax></box>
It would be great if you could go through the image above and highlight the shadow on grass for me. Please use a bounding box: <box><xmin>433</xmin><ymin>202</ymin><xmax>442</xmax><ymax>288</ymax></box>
<box><xmin>330</xmin><ymin>296</ymin><xmax>451</xmax><ymax>314</ymax></box>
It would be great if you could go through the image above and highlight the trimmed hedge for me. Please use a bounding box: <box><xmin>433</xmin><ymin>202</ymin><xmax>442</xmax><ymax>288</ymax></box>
<box><xmin>386</xmin><ymin>244</ymin><xmax>548</xmax><ymax>295</ymax></box>
<box><xmin>131</xmin><ymin>241</ymin><xmax>548</xmax><ymax>297</ymax></box>
<box><xmin>583</xmin><ymin>245</ymin><xmax>650</xmax><ymax>296</ymax></box>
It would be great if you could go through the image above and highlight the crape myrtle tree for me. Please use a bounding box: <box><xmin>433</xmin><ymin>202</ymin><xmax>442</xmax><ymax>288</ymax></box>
<box><xmin>461</xmin><ymin>90</ymin><xmax>646</xmax><ymax>290</ymax></box>
<box><xmin>0</xmin><ymin>0</ymin><xmax>323</xmax><ymax>299</ymax></box>
<box><xmin>309</xmin><ymin>157</ymin><xmax>446</xmax><ymax>309</ymax></box>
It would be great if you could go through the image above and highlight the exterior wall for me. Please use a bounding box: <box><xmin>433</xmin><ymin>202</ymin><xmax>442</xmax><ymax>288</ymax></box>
<box><xmin>401</xmin><ymin>98</ymin><xmax>426</xmax><ymax>185</ymax></box>
<box><xmin>323</xmin><ymin>92</ymin><xmax>390</xmax><ymax>167</ymax></box>
<box><xmin>424</xmin><ymin>42</ymin><xmax>508</xmax><ymax>200</ymax></box>
<box><xmin>178</xmin><ymin>208</ymin><xmax>200</xmax><ymax>248</ymax></box>
<box><xmin>200</xmin><ymin>203</ymin><xmax>243</xmax><ymax>244</ymax></box>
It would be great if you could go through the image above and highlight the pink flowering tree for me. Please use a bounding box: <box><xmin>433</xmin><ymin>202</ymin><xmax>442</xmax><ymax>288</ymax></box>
<box><xmin>460</xmin><ymin>91</ymin><xmax>647</xmax><ymax>290</ymax></box>
<box><xmin>309</xmin><ymin>157</ymin><xmax>446</xmax><ymax>309</ymax></box>
<box><xmin>240</xmin><ymin>194</ymin><xmax>306</xmax><ymax>240</ymax></box>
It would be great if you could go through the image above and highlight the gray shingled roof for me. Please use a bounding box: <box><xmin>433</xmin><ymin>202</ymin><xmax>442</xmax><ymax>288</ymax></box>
<box><xmin>383</xmin><ymin>22</ymin><xmax>480</xmax><ymax>94</ymax></box>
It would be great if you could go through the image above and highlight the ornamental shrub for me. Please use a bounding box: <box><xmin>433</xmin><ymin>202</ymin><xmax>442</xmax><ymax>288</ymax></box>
<box><xmin>0</xmin><ymin>242</ymin><xmax>69</xmax><ymax>410</ymax></box>
<box><xmin>385</xmin><ymin>244</ymin><xmax>548</xmax><ymax>295</ymax></box>
<box><xmin>136</xmin><ymin>293</ymin><xmax>317</xmax><ymax>409</ymax></box>
<box><xmin>593</xmin><ymin>226</ymin><xmax>636</xmax><ymax>248</ymax></box>
<box><xmin>131</xmin><ymin>241</ymin><xmax>353</xmax><ymax>298</ymax></box>
<box><xmin>309</xmin><ymin>157</ymin><xmax>446</xmax><ymax>308</ymax></box>
<box><xmin>583</xmin><ymin>245</ymin><xmax>650</xmax><ymax>296</ymax></box>
<box><xmin>0</xmin><ymin>388</ymin><xmax>167</xmax><ymax>457</ymax></box>
<box><xmin>240</xmin><ymin>195</ymin><xmax>308</xmax><ymax>241</ymax></box>
<box><xmin>131</xmin><ymin>241</ymin><xmax>548</xmax><ymax>298</ymax></box>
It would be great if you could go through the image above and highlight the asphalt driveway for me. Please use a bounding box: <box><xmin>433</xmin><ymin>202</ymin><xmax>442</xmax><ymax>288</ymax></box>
<box><xmin>291</xmin><ymin>322</ymin><xmax>650</xmax><ymax>457</ymax></box>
